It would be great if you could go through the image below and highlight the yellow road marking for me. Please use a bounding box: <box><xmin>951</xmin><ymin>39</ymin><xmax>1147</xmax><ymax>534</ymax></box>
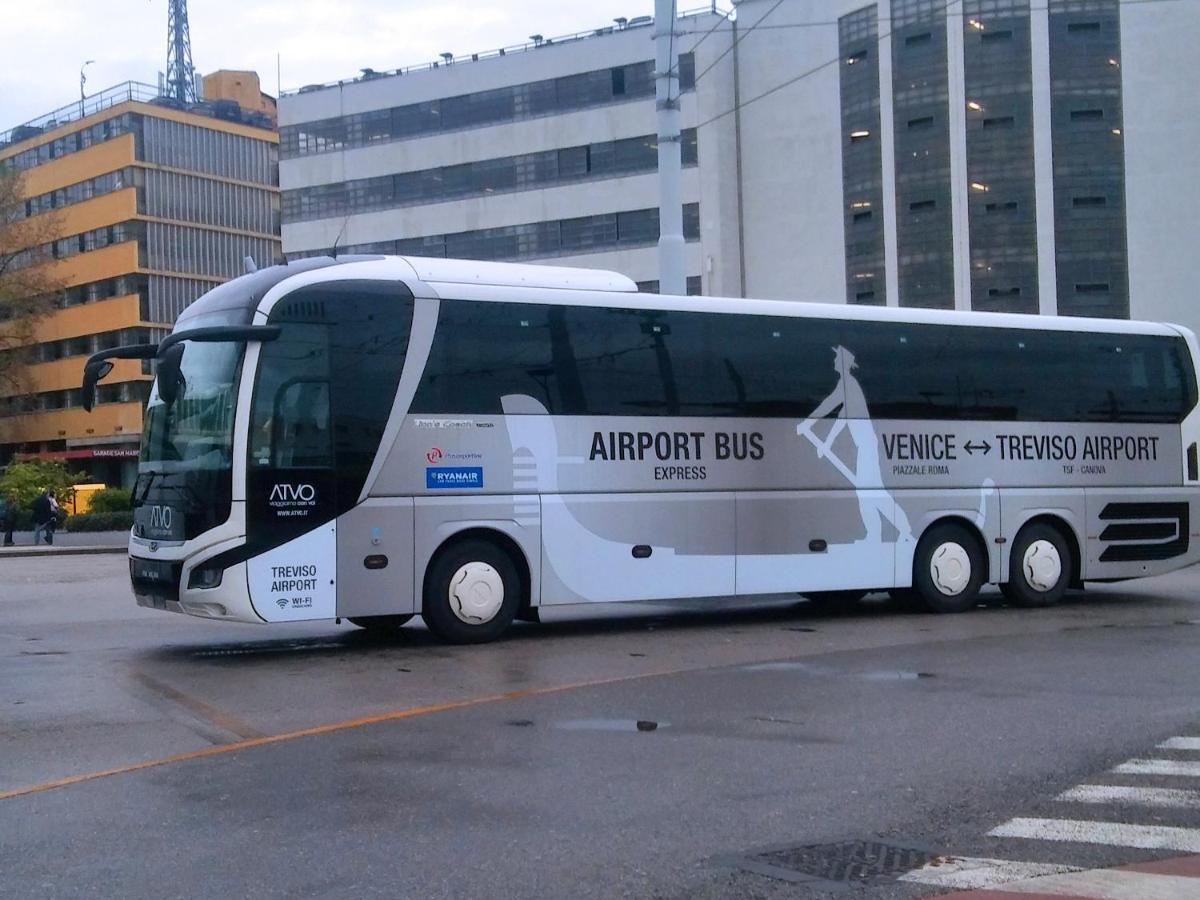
<box><xmin>0</xmin><ymin>667</ymin><xmax>683</xmax><ymax>803</ymax></box>
<box><xmin>129</xmin><ymin>670</ymin><xmax>265</xmax><ymax>741</ymax></box>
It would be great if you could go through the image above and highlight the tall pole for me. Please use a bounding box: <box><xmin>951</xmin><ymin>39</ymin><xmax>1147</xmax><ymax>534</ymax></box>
<box><xmin>79</xmin><ymin>60</ymin><xmax>95</xmax><ymax>120</ymax></box>
<box><xmin>166</xmin><ymin>0</ymin><xmax>197</xmax><ymax>103</ymax></box>
<box><xmin>654</xmin><ymin>0</ymin><xmax>685</xmax><ymax>295</ymax></box>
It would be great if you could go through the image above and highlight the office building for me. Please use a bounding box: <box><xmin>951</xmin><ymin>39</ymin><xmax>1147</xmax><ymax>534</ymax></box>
<box><xmin>0</xmin><ymin>76</ymin><xmax>280</xmax><ymax>484</ymax></box>
<box><xmin>275</xmin><ymin>0</ymin><xmax>1195</xmax><ymax>329</ymax></box>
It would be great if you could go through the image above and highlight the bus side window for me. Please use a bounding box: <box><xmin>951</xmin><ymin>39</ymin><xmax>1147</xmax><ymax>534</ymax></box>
<box><xmin>666</xmin><ymin>311</ymin><xmax>743</xmax><ymax>416</ymax></box>
<box><xmin>565</xmin><ymin>306</ymin><xmax>670</xmax><ymax>415</ymax></box>
<box><xmin>715</xmin><ymin>315</ymin><xmax>842</xmax><ymax>417</ymax></box>
<box><xmin>413</xmin><ymin>301</ymin><xmax>564</xmax><ymax>414</ymax></box>
<box><xmin>850</xmin><ymin>321</ymin><xmax>959</xmax><ymax>419</ymax></box>
<box><xmin>249</xmin><ymin>321</ymin><xmax>331</xmax><ymax>467</ymax></box>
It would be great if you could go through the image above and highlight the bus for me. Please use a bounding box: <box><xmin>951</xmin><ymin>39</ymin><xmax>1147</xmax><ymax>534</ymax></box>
<box><xmin>81</xmin><ymin>255</ymin><xmax>1200</xmax><ymax>643</ymax></box>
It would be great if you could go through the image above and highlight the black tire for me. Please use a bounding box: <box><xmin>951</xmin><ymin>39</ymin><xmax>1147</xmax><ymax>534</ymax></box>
<box><xmin>913</xmin><ymin>522</ymin><xmax>987</xmax><ymax>614</ymax></box>
<box><xmin>1003</xmin><ymin>522</ymin><xmax>1072</xmax><ymax>608</ymax></box>
<box><xmin>348</xmin><ymin>614</ymin><xmax>413</xmax><ymax>633</ymax></box>
<box><xmin>422</xmin><ymin>538</ymin><xmax>521</xmax><ymax>644</ymax></box>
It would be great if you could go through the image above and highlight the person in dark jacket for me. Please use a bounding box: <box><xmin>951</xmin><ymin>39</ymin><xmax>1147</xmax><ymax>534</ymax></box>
<box><xmin>0</xmin><ymin>492</ymin><xmax>14</xmax><ymax>546</ymax></box>
<box><xmin>31</xmin><ymin>490</ymin><xmax>55</xmax><ymax>545</ymax></box>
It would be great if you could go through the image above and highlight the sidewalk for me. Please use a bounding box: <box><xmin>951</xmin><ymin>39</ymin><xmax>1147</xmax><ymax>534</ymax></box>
<box><xmin>0</xmin><ymin>531</ymin><xmax>128</xmax><ymax>558</ymax></box>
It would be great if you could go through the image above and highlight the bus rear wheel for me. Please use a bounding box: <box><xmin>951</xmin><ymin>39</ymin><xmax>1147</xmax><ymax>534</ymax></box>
<box><xmin>913</xmin><ymin>522</ymin><xmax>986</xmax><ymax>614</ymax></box>
<box><xmin>422</xmin><ymin>538</ymin><xmax>520</xmax><ymax>644</ymax></box>
<box><xmin>348</xmin><ymin>615</ymin><xmax>413</xmax><ymax>633</ymax></box>
<box><xmin>1001</xmin><ymin>522</ymin><xmax>1071</xmax><ymax>608</ymax></box>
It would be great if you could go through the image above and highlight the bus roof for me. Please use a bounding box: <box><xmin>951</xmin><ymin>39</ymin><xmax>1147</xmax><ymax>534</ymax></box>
<box><xmin>393</xmin><ymin>255</ymin><xmax>638</xmax><ymax>293</ymax></box>
<box><xmin>267</xmin><ymin>255</ymin><xmax>1187</xmax><ymax>340</ymax></box>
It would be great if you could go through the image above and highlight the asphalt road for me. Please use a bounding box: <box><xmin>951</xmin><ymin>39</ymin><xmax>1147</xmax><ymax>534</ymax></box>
<box><xmin>1</xmin><ymin>555</ymin><xmax>1198</xmax><ymax>898</ymax></box>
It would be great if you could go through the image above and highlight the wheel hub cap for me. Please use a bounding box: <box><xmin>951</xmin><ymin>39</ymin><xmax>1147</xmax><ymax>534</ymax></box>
<box><xmin>930</xmin><ymin>542</ymin><xmax>971</xmax><ymax>595</ymax></box>
<box><xmin>448</xmin><ymin>562</ymin><xmax>504</xmax><ymax>624</ymax></box>
<box><xmin>1022</xmin><ymin>539</ymin><xmax>1062</xmax><ymax>592</ymax></box>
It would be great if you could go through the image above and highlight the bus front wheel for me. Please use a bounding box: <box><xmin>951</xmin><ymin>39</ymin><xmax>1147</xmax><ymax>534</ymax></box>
<box><xmin>913</xmin><ymin>522</ymin><xmax>986</xmax><ymax>614</ymax></box>
<box><xmin>422</xmin><ymin>539</ymin><xmax>520</xmax><ymax>643</ymax></box>
<box><xmin>1001</xmin><ymin>522</ymin><xmax>1071</xmax><ymax>608</ymax></box>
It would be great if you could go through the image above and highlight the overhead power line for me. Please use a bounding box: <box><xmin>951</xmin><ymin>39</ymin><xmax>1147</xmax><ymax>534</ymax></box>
<box><xmin>692</xmin><ymin>0</ymin><xmax>787</xmax><ymax>86</ymax></box>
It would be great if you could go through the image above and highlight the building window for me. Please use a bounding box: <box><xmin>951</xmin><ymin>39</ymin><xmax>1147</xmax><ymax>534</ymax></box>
<box><xmin>839</xmin><ymin>5</ymin><xmax>886</xmax><ymax>306</ymax></box>
<box><xmin>1049</xmin><ymin>0</ymin><xmax>1129</xmax><ymax>318</ymax></box>
<box><xmin>892</xmin><ymin>0</ymin><xmax>955</xmax><ymax>309</ymax></box>
<box><xmin>280</xmin><ymin>130</ymin><xmax>698</xmax><ymax>223</ymax></box>
<box><xmin>963</xmin><ymin>0</ymin><xmax>1039</xmax><ymax>313</ymax></box>
<box><xmin>279</xmin><ymin>58</ymin><xmax>695</xmax><ymax>159</ymax></box>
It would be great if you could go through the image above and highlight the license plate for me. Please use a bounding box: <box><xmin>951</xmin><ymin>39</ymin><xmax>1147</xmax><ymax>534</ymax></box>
<box><xmin>131</xmin><ymin>558</ymin><xmax>174</xmax><ymax>584</ymax></box>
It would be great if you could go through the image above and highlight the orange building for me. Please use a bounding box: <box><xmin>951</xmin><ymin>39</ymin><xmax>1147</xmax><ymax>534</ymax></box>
<box><xmin>0</xmin><ymin>80</ymin><xmax>280</xmax><ymax>486</ymax></box>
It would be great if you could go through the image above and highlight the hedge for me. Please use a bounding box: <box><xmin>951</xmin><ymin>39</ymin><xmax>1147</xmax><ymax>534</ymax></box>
<box><xmin>87</xmin><ymin>488</ymin><xmax>132</xmax><ymax>514</ymax></box>
<box><xmin>64</xmin><ymin>512</ymin><xmax>133</xmax><ymax>532</ymax></box>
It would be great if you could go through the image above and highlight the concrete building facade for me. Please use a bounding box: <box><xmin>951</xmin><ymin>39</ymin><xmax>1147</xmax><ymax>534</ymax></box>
<box><xmin>0</xmin><ymin>80</ymin><xmax>280</xmax><ymax>484</ymax></box>
<box><xmin>277</xmin><ymin>0</ymin><xmax>1198</xmax><ymax>329</ymax></box>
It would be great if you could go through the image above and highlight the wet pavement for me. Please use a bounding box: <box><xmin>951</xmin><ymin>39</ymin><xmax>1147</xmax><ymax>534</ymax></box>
<box><xmin>1</xmin><ymin>555</ymin><xmax>1198</xmax><ymax>898</ymax></box>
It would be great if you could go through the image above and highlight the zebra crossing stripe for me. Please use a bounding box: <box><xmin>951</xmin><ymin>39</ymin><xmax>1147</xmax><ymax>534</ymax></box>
<box><xmin>1158</xmin><ymin>737</ymin><xmax>1200</xmax><ymax>751</ymax></box>
<box><xmin>986</xmin><ymin>869</ymin><xmax>1200</xmax><ymax>898</ymax></box>
<box><xmin>1113</xmin><ymin>759</ymin><xmax>1200</xmax><ymax>777</ymax></box>
<box><xmin>896</xmin><ymin>856</ymin><xmax>1080</xmax><ymax>889</ymax></box>
<box><xmin>988</xmin><ymin>818</ymin><xmax>1200</xmax><ymax>852</ymax></box>
<box><xmin>1055</xmin><ymin>784</ymin><xmax>1200</xmax><ymax>809</ymax></box>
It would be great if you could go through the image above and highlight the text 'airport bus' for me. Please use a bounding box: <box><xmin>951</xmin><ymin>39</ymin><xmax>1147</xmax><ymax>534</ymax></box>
<box><xmin>81</xmin><ymin>256</ymin><xmax>1200</xmax><ymax>642</ymax></box>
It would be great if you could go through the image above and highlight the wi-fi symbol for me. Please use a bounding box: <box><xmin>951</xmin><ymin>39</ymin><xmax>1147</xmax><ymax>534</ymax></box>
<box><xmin>276</xmin><ymin>598</ymin><xmax>289</xmax><ymax>609</ymax></box>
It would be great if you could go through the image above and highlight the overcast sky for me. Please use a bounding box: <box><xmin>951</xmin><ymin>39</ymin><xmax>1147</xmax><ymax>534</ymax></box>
<box><xmin>2</xmin><ymin>0</ymin><xmax>664</xmax><ymax>129</ymax></box>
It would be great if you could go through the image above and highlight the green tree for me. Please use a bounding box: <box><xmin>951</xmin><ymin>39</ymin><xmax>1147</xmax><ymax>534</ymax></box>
<box><xmin>0</xmin><ymin>167</ymin><xmax>64</xmax><ymax>398</ymax></box>
<box><xmin>0</xmin><ymin>459</ymin><xmax>89</xmax><ymax>511</ymax></box>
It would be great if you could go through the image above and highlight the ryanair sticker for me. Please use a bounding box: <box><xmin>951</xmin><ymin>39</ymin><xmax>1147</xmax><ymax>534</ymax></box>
<box><xmin>426</xmin><ymin>466</ymin><xmax>484</xmax><ymax>489</ymax></box>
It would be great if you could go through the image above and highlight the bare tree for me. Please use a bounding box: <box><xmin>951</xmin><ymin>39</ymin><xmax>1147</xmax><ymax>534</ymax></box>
<box><xmin>0</xmin><ymin>167</ymin><xmax>63</xmax><ymax>396</ymax></box>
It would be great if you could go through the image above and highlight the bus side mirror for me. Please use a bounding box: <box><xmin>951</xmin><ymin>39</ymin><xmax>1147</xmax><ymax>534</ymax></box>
<box><xmin>81</xmin><ymin>360</ymin><xmax>114</xmax><ymax>412</ymax></box>
<box><xmin>158</xmin><ymin>343</ymin><xmax>186</xmax><ymax>406</ymax></box>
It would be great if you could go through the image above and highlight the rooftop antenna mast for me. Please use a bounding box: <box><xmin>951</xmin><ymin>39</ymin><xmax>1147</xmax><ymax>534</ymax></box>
<box><xmin>165</xmin><ymin>0</ymin><xmax>197</xmax><ymax>103</ymax></box>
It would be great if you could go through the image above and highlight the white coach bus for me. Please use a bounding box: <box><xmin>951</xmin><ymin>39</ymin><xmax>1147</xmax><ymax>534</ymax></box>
<box><xmin>82</xmin><ymin>256</ymin><xmax>1200</xmax><ymax>642</ymax></box>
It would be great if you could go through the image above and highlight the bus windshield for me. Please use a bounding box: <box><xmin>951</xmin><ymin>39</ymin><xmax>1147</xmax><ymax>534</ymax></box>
<box><xmin>140</xmin><ymin>337</ymin><xmax>244</xmax><ymax>474</ymax></box>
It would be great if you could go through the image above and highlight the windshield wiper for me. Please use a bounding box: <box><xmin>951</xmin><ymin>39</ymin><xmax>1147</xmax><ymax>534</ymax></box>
<box><xmin>135</xmin><ymin>469</ymin><xmax>166</xmax><ymax>505</ymax></box>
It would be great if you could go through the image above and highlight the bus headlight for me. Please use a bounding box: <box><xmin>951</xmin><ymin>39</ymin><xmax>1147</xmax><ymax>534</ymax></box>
<box><xmin>187</xmin><ymin>565</ymin><xmax>224</xmax><ymax>590</ymax></box>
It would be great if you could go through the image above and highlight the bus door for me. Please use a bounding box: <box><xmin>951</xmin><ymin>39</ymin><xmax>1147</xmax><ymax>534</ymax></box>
<box><xmin>244</xmin><ymin>282</ymin><xmax>415</xmax><ymax>622</ymax></box>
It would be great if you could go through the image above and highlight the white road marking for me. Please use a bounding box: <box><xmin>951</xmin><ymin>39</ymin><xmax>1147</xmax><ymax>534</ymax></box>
<box><xmin>988</xmin><ymin>817</ymin><xmax>1200</xmax><ymax>852</ymax></box>
<box><xmin>1113</xmin><ymin>759</ymin><xmax>1200</xmax><ymax>777</ymax></box>
<box><xmin>997</xmin><ymin>870</ymin><xmax>1200</xmax><ymax>899</ymax></box>
<box><xmin>1158</xmin><ymin>737</ymin><xmax>1200</xmax><ymax>751</ymax></box>
<box><xmin>897</xmin><ymin>856</ymin><xmax>1079</xmax><ymax>889</ymax></box>
<box><xmin>1056</xmin><ymin>784</ymin><xmax>1200</xmax><ymax>809</ymax></box>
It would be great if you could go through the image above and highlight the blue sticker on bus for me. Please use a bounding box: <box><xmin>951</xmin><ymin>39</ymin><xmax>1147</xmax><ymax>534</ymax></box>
<box><xmin>426</xmin><ymin>466</ymin><xmax>484</xmax><ymax>489</ymax></box>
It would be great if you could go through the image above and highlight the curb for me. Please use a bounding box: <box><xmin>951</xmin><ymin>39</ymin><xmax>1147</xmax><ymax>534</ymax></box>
<box><xmin>0</xmin><ymin>545</ymin><xmax>126</xmax><ymax>559</ymax></box>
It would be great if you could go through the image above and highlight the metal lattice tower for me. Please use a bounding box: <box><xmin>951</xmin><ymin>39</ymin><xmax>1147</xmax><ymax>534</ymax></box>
<box><xmin>165</xmin><ymin>0</ymin><xmax>196</xmax><ymax>103</ymax></box>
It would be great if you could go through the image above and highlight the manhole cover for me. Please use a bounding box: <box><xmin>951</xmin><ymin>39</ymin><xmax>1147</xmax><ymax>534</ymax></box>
<box><xmin>736</xmin><ymin>840</ymin><xmax>943</xmax><ymax>885</ymax></box>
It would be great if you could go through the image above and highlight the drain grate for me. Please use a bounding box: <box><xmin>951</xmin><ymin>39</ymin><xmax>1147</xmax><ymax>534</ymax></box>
<box><xmin>735</xmin><ymin>840</ymin><xmax>944</xmax><ymax>885</ymax></box>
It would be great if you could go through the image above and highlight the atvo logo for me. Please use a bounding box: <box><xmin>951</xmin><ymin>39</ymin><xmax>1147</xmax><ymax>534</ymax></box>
<box><xmin>269</xmin><ymin>483</ymin><xmax>316</xmax><ymax>502</ymax></box>
<box><xmin>150</xmin><ymin>505</ymin><xmax>173</xmax><ymax>530</ymax></box>
<box><xmin>426</xmin><ymin>447</ymin><xmax>443</xmax><ymax>464</ymax></box>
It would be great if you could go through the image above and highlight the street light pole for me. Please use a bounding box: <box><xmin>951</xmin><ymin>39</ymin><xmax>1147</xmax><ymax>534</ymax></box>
<box><xmin>654</xmin><ymin>0</ymin><xmax>685</xmax><ymax>295</ymax></box>
<box><xmin>79</xmin><ymin>60</ymin><xmax>95</xmax><ymax>120</ymax></box>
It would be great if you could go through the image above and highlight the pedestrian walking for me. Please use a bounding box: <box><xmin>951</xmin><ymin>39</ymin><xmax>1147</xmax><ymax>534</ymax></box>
<box><xmin>0</xmin><ymin>492</ymin><xmax>14</xmax><ymax>546</ymax></box>
<box><xmin>31</xmin><ymin>489</ymin><xmax>56</xmax><ymax>546</ymax></box>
